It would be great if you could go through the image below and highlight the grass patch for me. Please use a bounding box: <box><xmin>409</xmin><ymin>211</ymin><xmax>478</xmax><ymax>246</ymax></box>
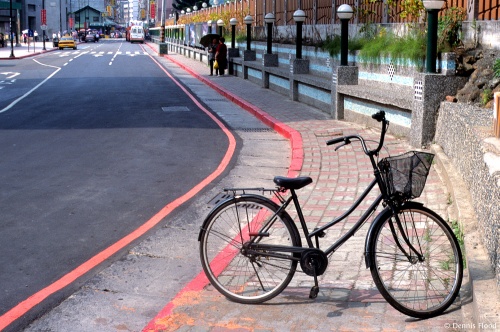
<box><xmin>450</xmin><ymin>219</ymin><xmax>466</xmax><ymax>268</ymax></box>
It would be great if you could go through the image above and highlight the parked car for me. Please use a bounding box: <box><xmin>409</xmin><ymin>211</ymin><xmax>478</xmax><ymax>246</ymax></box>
<box><xmin>52</xmin><ymin>37</ymin><xmax>59</xmax><ymax>47</ymax></box>
<box><xmin>85</xmin><ymin>34</ymin><xmax>95</xmax><ymax>43</ymax></box>
<box><xmin>58</xmin><ymin>36</ymin><xmax>77</xmax><ymax>50</ymax></box>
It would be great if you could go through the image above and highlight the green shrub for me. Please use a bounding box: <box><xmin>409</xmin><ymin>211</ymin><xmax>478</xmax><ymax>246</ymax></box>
<box><xmin>358</xmin><ymin>30</ymin><xmax>425</xmax><ymax>66</ymax></box>
<box><xmin>481</xmin><ymin>89</ymin><xmax>493</xmax><ymax>106</ymax></box>
<box><xmin>494</xmin><ymin>58</ymin><xmax>500</xmax><ymax>78</ymax></box>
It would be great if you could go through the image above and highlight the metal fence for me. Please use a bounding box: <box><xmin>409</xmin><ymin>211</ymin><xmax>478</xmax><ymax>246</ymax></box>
<box><xmin>167</xmin><ymin>0</ymin><xmax>499</xmax><ymax>27</ymax></box>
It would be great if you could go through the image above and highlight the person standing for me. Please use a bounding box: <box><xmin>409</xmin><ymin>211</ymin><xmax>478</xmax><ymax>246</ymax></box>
<box><xmin>215</xmin><ymin>37</ymin><xmax>227</xmax><ymax>76</ymax></box>
<box><xmin>207</xmin><ymin>38</ymin><xmax>218</xmax><ymax>76</ymax></box>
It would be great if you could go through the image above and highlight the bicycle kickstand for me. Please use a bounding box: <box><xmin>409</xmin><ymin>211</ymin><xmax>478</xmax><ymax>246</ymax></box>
<box><xmin>309</xmin><ymin>267</ymin><xmax>320</xmax><ymax>299</ymax></box>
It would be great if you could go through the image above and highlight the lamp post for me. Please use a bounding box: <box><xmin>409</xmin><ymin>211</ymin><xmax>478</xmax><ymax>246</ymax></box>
<box><xmin>293</xmin><ymin>9</ymin><xmax>306</xmax><ymax>59</ymax></box>
<box><xmin>337</xmin><ymin>4</ymin><xmax>353</xmax><ymax>66</ymax></box>
<box><xmin>9</xmin><ymin>0</ymin><xmax>14</xmax><ymax>58</ymax></box>
<box><xmin>202</xmin><ymin>2</ymin><xmax>207</xmax><ymax>9</ymax></box>
<box><xmin>264</xmin><ymin>13</ymin><xmax>275</xmax><ymax>54</ymax></box>
<box><xmin>243</xmin><ymin>14</ymin><xmax>253</xmax><ymax>51</ymax></box>
<box><xmin>217</xmin><ymin>19</ymin><xmax>224</xmax><ymax>37</ymax></box>
<box><xmin>423</xmin><ymin>0</ymin><xmax>445</xmax><ymax>73</ymax></box>
<box><xmin>207</xmin><ymin>19</ymin><xmax>212</xmax><ymax>33</ymax></box>
<box><xmin>230</xmin><ymin>18</ymin><xmax>237</xmax><ymax>49</ymax></box>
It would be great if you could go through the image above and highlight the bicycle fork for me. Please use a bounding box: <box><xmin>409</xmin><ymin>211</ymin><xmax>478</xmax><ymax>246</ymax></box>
<box><xmin>388</xmin><ymin>209</ymin><xmax>424</xmax><ymax>263</ymax></box>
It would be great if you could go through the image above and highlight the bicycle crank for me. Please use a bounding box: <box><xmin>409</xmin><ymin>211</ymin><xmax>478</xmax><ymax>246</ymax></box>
<box><xmin>300</xmin><ymin>249</ymin><xmax>328</xmax><ymax>277</ymax></box>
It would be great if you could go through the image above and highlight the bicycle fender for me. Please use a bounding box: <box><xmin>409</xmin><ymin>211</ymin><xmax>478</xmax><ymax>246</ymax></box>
<box><xmin>363</xmin><ymin>201</ymin><xmax>424</xmax><ymax>268</ymax></box>
<box><xmin>197</xmin><ymin>194</ymin><xmax>283</xmax><ymax>242</ymax></box>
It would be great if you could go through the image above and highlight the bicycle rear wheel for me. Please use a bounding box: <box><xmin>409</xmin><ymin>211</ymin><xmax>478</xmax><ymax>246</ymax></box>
<box><xmin>369</xmin><ymin>203</ymin><xmax>463</xmax><ymax>318</ymax></box>
<box><xmin>199</xmin><ymin>195</ymin><xmax>301</xmax><ymax>304</ymax></box>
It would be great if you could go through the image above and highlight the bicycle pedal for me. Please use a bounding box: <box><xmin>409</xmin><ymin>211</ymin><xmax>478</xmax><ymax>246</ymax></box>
<box><xmin>309</xmin><ymin>286</ymin><xmax>319</xmax><ymax>299</ymax></box>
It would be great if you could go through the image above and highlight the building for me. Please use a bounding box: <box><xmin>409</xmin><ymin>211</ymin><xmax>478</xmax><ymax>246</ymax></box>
<box><xmin>0</xmin><ymin>0</ymin><xmax>119</xmax><ymax>41</ymax></box>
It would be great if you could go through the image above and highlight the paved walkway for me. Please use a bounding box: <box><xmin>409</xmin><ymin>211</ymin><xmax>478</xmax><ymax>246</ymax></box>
<box><xmin>0</xmin><ymin>41</ymin><xmax>59</xmax><ymax>59</ymax></box>
<box><xmin>142</xmin><ymin>48</ymin><xmax>472</xmax><ymax>331</ymax></box>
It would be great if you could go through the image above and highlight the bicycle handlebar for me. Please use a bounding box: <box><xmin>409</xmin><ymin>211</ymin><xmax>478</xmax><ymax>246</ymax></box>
<box><xmin>326</xmin><ymin>111</ymin><xmax>389</xmax><ymax>156</ymax></box>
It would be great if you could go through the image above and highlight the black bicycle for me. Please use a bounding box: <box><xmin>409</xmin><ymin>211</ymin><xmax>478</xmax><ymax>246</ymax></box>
<box><xmin>198</xmin><ymin>111</ymin><xmax>463</xmax><ymax>318</ymax></box>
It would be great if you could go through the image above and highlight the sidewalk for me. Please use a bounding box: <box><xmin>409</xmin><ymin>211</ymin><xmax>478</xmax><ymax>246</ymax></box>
<box><xmin>0</xmin><ymin>41</ymin><xmax>59</xmax><ymax>59</ymax></box>
<box><xmin>142</xmin><ymin>46</ymin><xmax>494</xmax><ymax>331</ymax></box>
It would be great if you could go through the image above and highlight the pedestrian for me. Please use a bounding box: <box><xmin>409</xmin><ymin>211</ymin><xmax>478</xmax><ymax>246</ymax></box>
<box><xmin>34</xmin><ymin>30</ymin><xmax>38</xmax><ymax>42</ymax></box>
<box><xmin>0</xmin><ymin>33</ymin><xmax>4</xmax><ymax>48</ymax></box>
<box><xmin>215</xmin><ymin>37</ymin><xmax>227</xmax><ymax>76</ymax></box>
<box><xmin>23</xmin><ymin>33</ymin><xmax>27</xmax><ymax>44</ymax></box>
<box><xmin>208</xmin><ymin>38</ymin><xmax>218</xmax><ymax>76</ymax></box>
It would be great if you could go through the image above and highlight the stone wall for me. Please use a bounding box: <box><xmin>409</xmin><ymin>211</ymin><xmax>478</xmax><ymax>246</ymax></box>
<box><xmin>435</xmin><ymin>102</ymin><xmax>500</xmax><ymax>287</ymax></box>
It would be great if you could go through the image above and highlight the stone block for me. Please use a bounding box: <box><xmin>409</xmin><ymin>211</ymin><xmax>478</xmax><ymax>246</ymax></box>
<box><xmin>243</xmin><ymin>50</ymin><xmax>256</xmax><ymax>61</ymax></box>
<box><xmin>158</xmin><ymin>43</ymin><xmax>168</xmax><ymax>55</ymax></box>
<box><xmin>263</xmin><ymin>54</ymin><xmax>278</xmax><ymax>67</ymax></box>
<box><xmin>291</xmin><ymin>59</ymin><xmax>309</xmax><ymax>74</ymax></box>
<box><xmin>228</xmin><ymin>48</ymin><xmax>239</xmax><ymax>58</ymax></box>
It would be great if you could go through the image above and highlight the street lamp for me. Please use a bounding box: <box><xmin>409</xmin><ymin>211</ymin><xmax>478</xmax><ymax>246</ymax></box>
<box><xmin>207</xmin><ymin>19</ymin><xmax>213</xmax><ymax>33</ymax></box>
<box><xmin>230</xmin><ymin>18</ymin><xmax>237</xmax><ymax>49</ymax></box>
<box><xmin>217</xmin><ymin>19</ymin><xmax>224</xmax><ymax>36</ymax></box>
<box><xmin>193</xmin><ymin>5</ymin><xmax>198</xmax><ymax>11</ymax></box>
<box><xmin>293</xmin><ymin>9</ymin><xmax>306</xmax><ymax>59</ymax></box>
<box><xmin>243</xmin><ymin>14</ymin><xmax>253</xmax><ymax>51</ymax></box>
<box><xmin>423</xmin><ymin>0</ymin><xmax>445</xmax><ymax>73</ymax></box>
<box><xmin>202</xmin><ymin>2</ymin><xmax>207</xmax><ymax>9</ymax></box>
<box><xmin>264</xmin><ymin>13</ymin><xmax>275</xmax><ymax>54</ymax></box>
<box><xmin>337</xmin><ymin>4</ymin><xmax>353</xmax><ymax>66</ymax></box>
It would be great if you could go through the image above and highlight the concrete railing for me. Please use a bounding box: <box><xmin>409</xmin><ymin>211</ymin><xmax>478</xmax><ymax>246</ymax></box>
<box><xmin>163</xmin><ymin>38</ymin><xmax>467</xmax><ymax>147</ymax></box>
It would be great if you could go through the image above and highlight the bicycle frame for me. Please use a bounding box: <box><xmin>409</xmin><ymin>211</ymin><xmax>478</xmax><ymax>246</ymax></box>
<box><xmin>246</xmin><ymin>154</ymin><xmax>421</xmax><ymax>266</ymax></box>
<box><xmin>246</xmin><ymin>177</ymin><xmax>384</xmax><ymax>259</ymax></box>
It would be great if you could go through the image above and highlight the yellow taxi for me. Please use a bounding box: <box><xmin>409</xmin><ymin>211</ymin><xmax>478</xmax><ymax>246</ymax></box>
<box><xmin>58</xmin><ymin>36</ymin><xmax>77</xmax><ymax>50</ymax></box>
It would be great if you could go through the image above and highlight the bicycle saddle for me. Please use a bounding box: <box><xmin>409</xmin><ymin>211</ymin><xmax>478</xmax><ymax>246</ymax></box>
<box><xmin>273</xmin><ymin>176</ymin><xmax>313</xmax><ymax>190</ymax></box>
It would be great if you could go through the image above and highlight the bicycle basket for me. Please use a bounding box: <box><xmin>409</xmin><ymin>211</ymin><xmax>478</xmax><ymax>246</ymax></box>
<box><xmin>378</xmin><ymin>151</ymin><xmax>434</xmax><ymax>200</ymax></box>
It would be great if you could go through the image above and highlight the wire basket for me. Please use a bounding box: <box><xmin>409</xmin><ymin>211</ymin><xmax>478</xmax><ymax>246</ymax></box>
<box><xmin>378</xmin><ymin>151</ymin><xmax>434</xmax><ymax>200</ymax></box>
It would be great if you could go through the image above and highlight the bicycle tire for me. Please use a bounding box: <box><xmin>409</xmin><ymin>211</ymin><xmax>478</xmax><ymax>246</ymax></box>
<box><xmin>199</xmin><ymin>195</ymin><xmax>301</xmax><ymax>304</ymax></box>
<box><xmin>369</xmin><ymin>203</ymin><xmax>463</xmax><ymax>318</ymax></box>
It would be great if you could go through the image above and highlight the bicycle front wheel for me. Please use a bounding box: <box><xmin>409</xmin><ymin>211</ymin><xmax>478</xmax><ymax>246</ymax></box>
<box><xmin>369</xmin><ymin>203</ymin><xmax>463</xmax><ymax>318</ymax></box>
<box><xmin>199</xmin><ymin>195</ymin><xmax>301</xmax><ymax>304</ymax></box>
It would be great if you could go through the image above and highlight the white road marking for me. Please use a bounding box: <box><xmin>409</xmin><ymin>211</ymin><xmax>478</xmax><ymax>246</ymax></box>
<box><xmin>0</xmin><ymin>59</ymin><xmax>61</xmax><ymax>113</ymax></box>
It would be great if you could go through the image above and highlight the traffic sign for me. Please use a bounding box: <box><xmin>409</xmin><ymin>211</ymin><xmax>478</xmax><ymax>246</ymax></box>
<box><xmin>41</xmin><ymin>24</ymin><xmax>48</xmax><ymax>30</ymax></box>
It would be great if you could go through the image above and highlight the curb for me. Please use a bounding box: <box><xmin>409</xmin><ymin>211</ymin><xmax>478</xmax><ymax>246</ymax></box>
<box><xmin>142</xmin><ymin>46</ymin><xmax>305</xmax><ymax>332</ymax></box>
<box><xmin>431</xmin><ymin>144</ymin><xmax>500</xmax><ymax>328</ymax></box>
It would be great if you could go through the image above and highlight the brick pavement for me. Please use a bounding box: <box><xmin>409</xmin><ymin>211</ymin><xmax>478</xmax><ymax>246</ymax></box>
<box><xmin>143</xmin><ymin>51</ymin><xmax>467</xmax><ymax>331</ymax></box>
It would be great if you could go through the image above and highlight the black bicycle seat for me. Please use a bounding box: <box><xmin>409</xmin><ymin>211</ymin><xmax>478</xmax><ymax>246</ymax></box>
<box><xmin>273</xmin><ymin>176</ymin><xmax>313</xmax><ymax>190</ymax></box>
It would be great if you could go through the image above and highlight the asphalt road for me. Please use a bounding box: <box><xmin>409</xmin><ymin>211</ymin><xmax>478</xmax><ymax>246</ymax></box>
<box><xmin>0</xmin><ymin>41</ymin><xmax>232</xmax><ymax>331</ymax></box>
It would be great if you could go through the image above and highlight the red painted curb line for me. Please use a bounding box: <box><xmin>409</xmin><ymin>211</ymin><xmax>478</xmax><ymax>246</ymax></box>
<box><xmin>163</xmin><ymin>53</ymin><xmax>304</xmax><ymax>179</ymax></box>
<box><xmin>143</xmin><ymin>51</ymin><xmax>305</xmax><ymax>331</ymax></box>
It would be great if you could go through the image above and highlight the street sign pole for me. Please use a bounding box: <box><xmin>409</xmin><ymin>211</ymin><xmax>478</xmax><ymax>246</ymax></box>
<box><xmin>41</xmin><ymin>2</ymin><xmax>47</xmax><ymax>50</ymax></box>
